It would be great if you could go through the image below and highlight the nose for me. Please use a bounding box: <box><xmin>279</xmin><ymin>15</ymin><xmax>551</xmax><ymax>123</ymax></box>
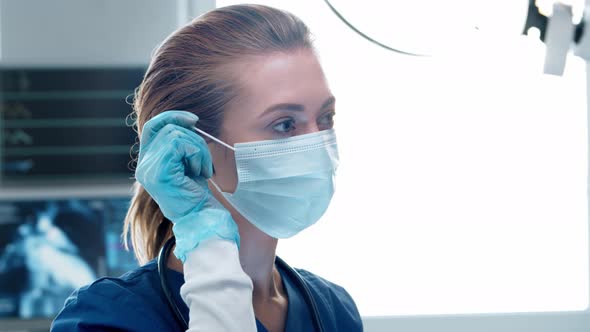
<box><xmin>300</xmin><ymin>123</ymin><xmax>321</xmax><ymax>135</ymax></box>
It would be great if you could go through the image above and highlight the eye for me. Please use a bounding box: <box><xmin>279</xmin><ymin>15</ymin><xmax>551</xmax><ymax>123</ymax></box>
<box><xmin>318</xmin><ymin>111</ymin><xmax>335</xmax><ymax>130</ymax></box>
<box><xmin>272</xmin><ymin>118</ymin><xmax>297</xmax><ymax>134</ymax></box>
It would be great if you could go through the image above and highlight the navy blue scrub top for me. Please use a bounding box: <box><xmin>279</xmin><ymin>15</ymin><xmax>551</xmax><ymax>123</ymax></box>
<box><xmin>51</xmin><ymin>259</ymin><xmax>363</xmax><ymax>331</ymax></box>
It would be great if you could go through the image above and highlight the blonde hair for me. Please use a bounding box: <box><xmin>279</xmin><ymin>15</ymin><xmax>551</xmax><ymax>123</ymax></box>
<box><xmin>124</xmin><ymin>4</ymin><xmax>314</xmax><ymax>264</ymax></box>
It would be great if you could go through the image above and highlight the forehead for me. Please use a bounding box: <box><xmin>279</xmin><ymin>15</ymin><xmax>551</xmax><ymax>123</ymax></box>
<box><xmin>231</xmin><ymin>49</ymin><xmax>331</xmax><ymax>106</ymax></box>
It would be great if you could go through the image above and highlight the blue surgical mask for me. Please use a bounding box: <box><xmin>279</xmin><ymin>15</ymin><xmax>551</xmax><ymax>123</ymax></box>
<box><xmin>195</xmin><ymin>128</ymin><xmax>339</xmax><ymax>238</ymax></box>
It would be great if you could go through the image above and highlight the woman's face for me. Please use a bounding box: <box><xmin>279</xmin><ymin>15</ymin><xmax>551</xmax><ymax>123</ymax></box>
<box><xmin>209</xmin><ymin>48</ymin><xmax>335</xmax><ymax>193</ymax></box>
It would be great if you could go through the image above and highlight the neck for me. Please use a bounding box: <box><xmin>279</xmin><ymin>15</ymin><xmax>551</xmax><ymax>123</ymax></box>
<box><xmin>210</xmin><ymin>180</ymin><xmax>283</xmax><ymax>300</ymax></box>
<box><xmin>235</xmin><ymin>214</ymin><xmax>280</xmax><ymax>300</ymax></box>
<box><xmin>166</xmin><ymin>218</ymin><xmax>281</xmax><ymax>300</ymax></box>
<box><xmin>167</xmin><ymin>183</ymin><xmax>283</xmax><ymax>302</ymax></box>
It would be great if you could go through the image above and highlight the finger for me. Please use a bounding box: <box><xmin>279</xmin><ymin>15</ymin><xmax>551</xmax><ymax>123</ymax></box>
<box><xmin>183</xmin><ymin>143</ymin><xmax>206</xmax><ymax>180</ymax></box>
<box><xmin>150</xmin><ymin>127</ymin><xmax>213</xmax><ymax>179</ymax></box>
<box><xmin>140</xmin><ymin>110</ymin><xmax>199</xmax><ymax>146</ymax></box>
<box><xmin>163</xmin><ymin>125</ymin><xmax>213</xmax><ymax>179</ymax></box>
<box><xmin>168</xmin><ymin>126</ymin><xmax>213</xmax><ymax>179</ymax></box>
<box><xmin>181</xmin><ymin>176</ymin><xmax>211</xmax><ymax>207</ymax></box>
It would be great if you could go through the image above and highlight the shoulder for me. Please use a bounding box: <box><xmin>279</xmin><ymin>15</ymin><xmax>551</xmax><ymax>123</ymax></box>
<box><xmin>295</xmin><ymin>267</ymin><xmax>363</xmax><ymax>331</ymax></box>
<box><xmin>65</xmin><ymin>260</ymin><xmax>160</xmax><ymax>307</ymax></box>
<box><xmin>51</xmin><ymin>260</ymin><xmax>173</xmax><ymax>331</ymax></box>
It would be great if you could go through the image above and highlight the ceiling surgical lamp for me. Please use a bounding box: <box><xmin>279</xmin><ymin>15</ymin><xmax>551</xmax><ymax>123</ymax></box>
<box><xmin>323</xmin><ymin>0</ymin><xmax>590</xmax><ymax>76</ymax></box>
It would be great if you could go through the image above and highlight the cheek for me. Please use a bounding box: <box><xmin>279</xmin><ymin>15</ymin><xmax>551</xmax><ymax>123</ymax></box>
<box><xmin>209</xmin><ymin>144</ymin><xmax>239</xmax><ymax>193</ymax></box>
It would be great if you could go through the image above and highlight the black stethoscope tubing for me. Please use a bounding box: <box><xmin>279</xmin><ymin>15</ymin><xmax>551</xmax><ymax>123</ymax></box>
<box><xmin>157</xmin><ymin>237</ymin><xmax>325</xmax><ymax>331</ymax></box>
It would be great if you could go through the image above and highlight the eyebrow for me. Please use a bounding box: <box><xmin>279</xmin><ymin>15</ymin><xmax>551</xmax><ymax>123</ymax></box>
<box><xmin>259</xmin><ymin>96</ymin><xmax>336</xmax><ymax>118</ymax></box>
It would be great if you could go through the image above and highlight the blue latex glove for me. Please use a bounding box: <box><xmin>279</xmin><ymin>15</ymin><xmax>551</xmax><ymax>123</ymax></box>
<box><xmin>135</xmin><ymin>110</ymin><xmax>239</xmax><ymax>262</ymax></box>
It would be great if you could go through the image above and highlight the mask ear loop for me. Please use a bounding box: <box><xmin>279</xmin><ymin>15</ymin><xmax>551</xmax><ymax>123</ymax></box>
<box><xmin>194</xmin><ymin>127</ymin><xmax>235</xmax><ymax>151</ymax></box>
<box><xmin>194</xmin><ymin>127</ymin><xmax>235</xmax><ymax>195</ymax></box>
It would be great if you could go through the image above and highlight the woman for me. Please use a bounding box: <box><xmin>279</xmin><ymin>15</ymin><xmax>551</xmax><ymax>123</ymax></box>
<box><xmin>51</xmin><ymin>4</ymin><xmax>362</xmax><ymax>331</ymax></box>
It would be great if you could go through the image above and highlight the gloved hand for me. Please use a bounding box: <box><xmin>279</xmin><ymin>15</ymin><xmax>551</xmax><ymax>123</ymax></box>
<box><xmin>135</xmin><ymin>110</ymin><xmax>239</xmax><ymax>262</ymax></box>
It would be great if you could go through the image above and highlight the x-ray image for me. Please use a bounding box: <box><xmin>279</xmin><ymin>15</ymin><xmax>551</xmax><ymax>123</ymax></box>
<box><xmin>0</xmin><ymin>200</ymin><xmax>105</xmax><ymax>319</ymax></box>
<box><xmin>101</xmin><ymin>199</ymin><xmax>138</xmax><ymax>278</ymax></box>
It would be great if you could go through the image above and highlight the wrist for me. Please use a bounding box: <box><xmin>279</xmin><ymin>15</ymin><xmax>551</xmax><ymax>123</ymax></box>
<box><xmin>172</xmin><ymin>208</ymin><xmax>240</xmax><ymax>263</ymax></box>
